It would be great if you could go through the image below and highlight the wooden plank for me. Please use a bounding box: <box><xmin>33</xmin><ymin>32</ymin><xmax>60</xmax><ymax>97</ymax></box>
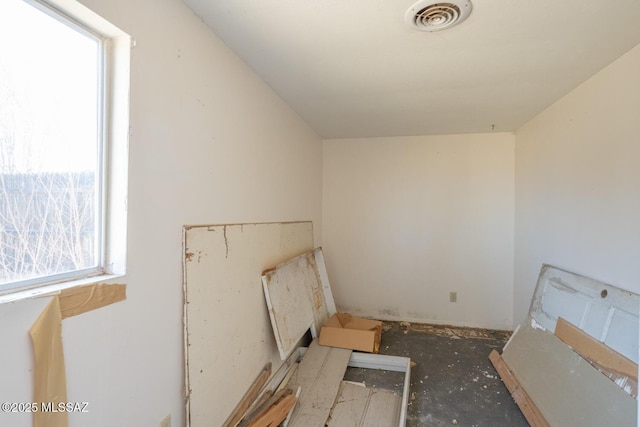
<box><xmin>288</xmin><ymin>340</ymin><xmax>352</xmax><ymax>427</ymax></box>
<box><xmin>222</xmin><ymin>363</ymin><xmax>272</xmax><ymax>427</ymax></box>
<box><xmin>242</xmin><ymin>392</ymin><xmax>273</xmax><ymax>425</ymax></box>
<box><xmin>240</xmin><ymin>389</ymin><xmax>292</xmax><ymax>427</ymax></box>
<box><xmin>247</xmin><ymin>395</ymin><xmax>298</xmax><ymax>427</ymax></box>
<box><xmin>58</xmin><ymin>283</ymin><xmax>126</xmax><ymax>319</ymax></box>
<box><xmin>282</xmin><ymin>386</ymin><xmax>301</xmax><ymax>427</ymax></box>
<box><xmin>328</xmin><ymin>382</ymin><xmax>402</xmax><ymax>427</ymax></box>
<box><xmin>361</xmin><ymin>389</ymin><xmax>402</xmax><ymax>427</ymax></box>
<box><xmin>247</xmin><ymin>350</ymin><xmax>301</xmax><ymax>417</ymax></box>
<box><xmin>327</xmin><ymin>382</ymin><xmax>371</xmax><ymax>426</ymax></box>
<box><xmin>501</xmin><ymin>323</ymin><xmax>637</xmax><ymax>427</ymax></box>
<box><xmin>489</xmin><ymin>350</ymin><xmax>549</xmax><ymax>427</ymax></box>
<box><xmin>276</xmin><ymin>363</ymin><xmax>299</xmax><ymax>393</ymax></box>
<box><xmin>555</xmin><ymin>317</ymin><xmax>638</xmax><ymax>396</ymax></box>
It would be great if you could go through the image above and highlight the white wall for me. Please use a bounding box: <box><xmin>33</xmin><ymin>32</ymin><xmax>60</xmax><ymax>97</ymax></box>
<box><xmin>514</xmin><ymin>44</ymin><xmax>640</xmax><ymax>325</ymax></box>
<box><xmin>1</xmin><ymin>1</ymin><xmax>637</xmax><ymax>424</ymax></box>
<box><xmin>0</xmin><ymin>0</ymin><xmax>322</xmax><ymax>426</ymax></box>
<box><xmin>323</xmin><ymin>134</ymin><xmax>515</xmax><ymax>330</ymax></box>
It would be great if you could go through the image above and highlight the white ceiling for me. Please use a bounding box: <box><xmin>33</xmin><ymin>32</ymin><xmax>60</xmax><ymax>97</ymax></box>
<box><xmin>183</xmin><ymin>0</ymin><xmax>640</xmax><ymax>139</ymax></box>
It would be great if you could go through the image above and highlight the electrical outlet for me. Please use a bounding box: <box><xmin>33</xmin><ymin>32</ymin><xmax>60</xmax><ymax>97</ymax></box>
<box><xmin>450</xmin><ymin>292</ymin><xmax>457</xmax><ymax>303</ymax></box>
<box><xmin>160</xmin><ymin>414</ymin><xmax>171</xmax><ymax>427</ymax></box>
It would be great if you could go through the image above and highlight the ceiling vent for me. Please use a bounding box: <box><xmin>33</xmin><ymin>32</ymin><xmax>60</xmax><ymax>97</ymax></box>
<box><xmin>405</xmin><ymin>0</ymin><xmax>472</xmax><ymax>32</ymax></box>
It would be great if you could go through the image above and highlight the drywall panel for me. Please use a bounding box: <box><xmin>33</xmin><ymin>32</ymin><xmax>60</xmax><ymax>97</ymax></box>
<box><xmin>183</xmin><ymin>222</ymin><xmax>313</xmax><ymax>427</ymax></box>
<box><xmin>502</xmin><ymin>323</ymin><xmax>637</xmax><ymax>427</ymax></box>
<box><xmin>322</xmin><ymin>133</ymin><xmax>515</xmax><ymax>330</ymax></box>
<box><xmin>514</xmin><ymin>43</ymin><xmax>640</xmax><ymax>326</ymax></box>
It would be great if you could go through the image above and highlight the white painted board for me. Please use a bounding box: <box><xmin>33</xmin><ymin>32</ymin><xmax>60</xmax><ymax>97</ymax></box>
<box><xmin>313</xmin><ymin>248</ymin><xmax>337</xmax><ymax>316</ymax></box>
<box><xmin>529</xmin><ymin>264</ymin><xmax>639</xmax><ymax>363</ymax></box>
<box><xmin>183</xmin><ymin>222</ymin><xmax>313</xmax><ymax>427</ymax></box>
<box><xmin>262</xmin><ymin>248</ymin><xmax>336</xmax><ymax>359</ymax></box>
<box><xmin>328</xmin><ymin>382</ymin><xmax>402</xmax><ymax>427</ymax></box>
<box><xmin>502</xmin><ymin>264</ymin><xmax>639</xmax><ymax>426</ymax></box>
<box><xmin>288</xmin><ymin>340</ymin><xmax>352</xmax><ymax>427</ymax></box>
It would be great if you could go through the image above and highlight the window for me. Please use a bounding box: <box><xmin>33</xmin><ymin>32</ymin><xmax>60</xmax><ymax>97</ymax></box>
<box><xmin>0</xmin><ymin>0</ymin><xmax>130</xmax><ymax>295</ymax></box>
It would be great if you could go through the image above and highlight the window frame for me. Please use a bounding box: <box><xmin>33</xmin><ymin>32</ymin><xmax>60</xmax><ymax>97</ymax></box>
<box><xmin>0</xmin><ymin>0</ymin><xmax>130</xmax><ymax>301</ymax></box>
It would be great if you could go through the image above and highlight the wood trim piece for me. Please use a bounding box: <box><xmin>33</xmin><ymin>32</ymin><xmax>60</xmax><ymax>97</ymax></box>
<box><xmin>276</xmin><ymin>364</ymin><xmax>299</xmax><ymax>393</ymax></box>
<box><xmin>312</xmin><ymin>248</ymin><xmax>337</xmax><ymax>316</ymax></box>
<box><xmin>58</xmin><ymin>283</ymin><xmax>126</xmax><ymax>319</ymax></box>
<box><xmin>555</xmin><ymin>317</ymin><xmax>638</xmax><ymax>384</ymax></box>
<box><xmin>247</xmin><ymin>395</ymin><xmax>297</xmax><ymax>427</ymax></box>
<box><xmin>222</xmin><ymin>363</ymin><xmax>272</xmax><ymax>427</ymax></box>
<box><xmin>489</xmin><ymin>350</ymin><xmax>550</xmax><ymax>427</ymax></box>
<box><xmin>282</xmin><ymin>386</ymin><xmax>301</xmax><ymax>427</ymax></box>
<box><xmin>241</xmin><ymin>392</ymin><xmax>274</xmax><ymax>425</ymax></box>
<box><xmin>240</xmin><ymin>389</ymin><xmax>292</xmax><ymax>427</ymax></box>
<box><xmin>246</xmin><ymin>350</ymin><xmax>300</xmax><ymax>417</ymax></box>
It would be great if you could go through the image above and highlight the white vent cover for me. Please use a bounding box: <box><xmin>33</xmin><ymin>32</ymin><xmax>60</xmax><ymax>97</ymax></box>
<box><xmin>405</xmin><ymin>0</ymin><xmax>472</xmax><ymax>32</ymax></box>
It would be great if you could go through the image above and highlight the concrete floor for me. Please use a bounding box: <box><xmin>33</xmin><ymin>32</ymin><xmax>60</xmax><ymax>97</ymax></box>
<box><xmin>344</xmin><ymin>321</ymin><xmax>529</xmax><ymax>427</ymax></box>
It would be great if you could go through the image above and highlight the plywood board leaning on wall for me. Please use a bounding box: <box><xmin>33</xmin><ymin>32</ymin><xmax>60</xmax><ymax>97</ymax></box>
<box><xmin>182</xmin><ymin>222</ymin><xmax>313</xmax><ymax>427</ymax></box>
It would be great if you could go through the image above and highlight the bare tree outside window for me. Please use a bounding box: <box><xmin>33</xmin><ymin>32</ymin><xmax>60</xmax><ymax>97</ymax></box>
<box><xmin>0</xmin><ymin>0</ymin><xmax>103</xmax><ymax>289</ymax></box>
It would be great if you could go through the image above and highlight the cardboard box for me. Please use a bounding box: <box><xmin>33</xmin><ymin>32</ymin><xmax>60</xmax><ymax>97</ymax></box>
<box><xmin>319</xmin><ymin>313</ymin><xmax>382</xmax><ymax>353</ymax></box>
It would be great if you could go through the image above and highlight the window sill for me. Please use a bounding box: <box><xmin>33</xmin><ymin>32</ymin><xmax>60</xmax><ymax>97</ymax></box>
<box><xmin>0</xmin><ymin>273</ymin><xmax>125</xmax><ymax>304</ymax></box>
